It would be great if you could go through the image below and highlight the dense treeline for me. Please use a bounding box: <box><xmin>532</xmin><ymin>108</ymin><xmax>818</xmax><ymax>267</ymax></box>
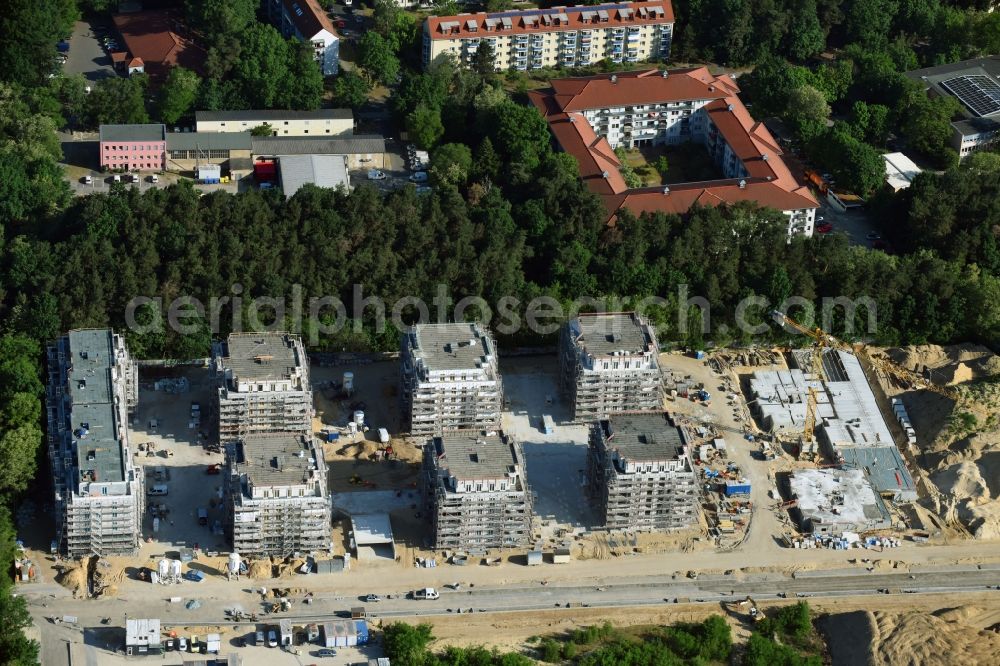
<box><xmin>2</xmin><ymin>57</ymin><xmax>1000</xmax><ymax>360</ymax></box>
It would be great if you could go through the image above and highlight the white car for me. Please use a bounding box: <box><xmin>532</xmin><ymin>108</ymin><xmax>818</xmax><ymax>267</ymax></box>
<box><xmin>367</xmin><ymin>169</ymin><xmax>387</xmax><ymax>180</ymax></box>
<box><xmin>409</xmin><ymin>171</ymin><xmax>428</xmax><ymax>183</ymax></box>
<box><xmin>178</xmin><ymin>637</ymin><xmax>188</xmax><ymax>652</ymax></box>
<box><xmin>365</xmin><ymin>593</ymin><xmax>382</xmax><ymax>602</ymax></box>
<box><xmin>267</xmin><ymin>629</ymin><xmax>278</xmax><ymax>647</ymax></box>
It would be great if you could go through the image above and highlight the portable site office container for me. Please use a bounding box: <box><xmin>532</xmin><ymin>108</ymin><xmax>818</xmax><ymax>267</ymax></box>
<box><xmin>307</xmin><ymin>623</ymin><xmax>320</xmax><ymax>641</ymax></box>
<box><xmin>321</xmin><ymin>622</ymin><xmax>336</xmax><ymax>648</ymax></box>
<box><xmin>355</xmin><ymin>620</ymin><xmax>369</xmax><ymax>645</ymax></box>
<box><xmin>279</xmin><ymin>618</ymin><xmax>293</xmax><ymax>646</ymax></box>
<box><xmin>197</xmin><ymin>164</ymin><xmax>221</xmax><ymax>184</ymax></box>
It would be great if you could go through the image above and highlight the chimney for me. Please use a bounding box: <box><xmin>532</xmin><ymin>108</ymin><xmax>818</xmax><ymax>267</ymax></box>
<box><xmin>739</xmin><ymin>179</ymin><xmax>746</xmax><ymax>189</ymax></box>
<box><xmin>610</xmin><ymin>74</ymin><xmax>618</xmax><ymax>83</ymax></box>
<box><xmin>662</xmin><ymin>186</ymin><xmax>670</xmax><ymax>195</ymax></box>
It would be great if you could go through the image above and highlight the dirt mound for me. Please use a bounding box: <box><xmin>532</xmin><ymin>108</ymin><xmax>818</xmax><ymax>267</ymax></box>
<box><xmin>881</xmin><ymin>344</ymin><xmax>1000</xmax><ymax>540</ymax></box>
<box><xmin>55</xmin><ymin>558</ymin><xmax>92</xmax><ymax>598</ymax></box>
<box><xmin>246</xmin><ymin>558</ymin><xmax>274</xmax><ymax>580</ymax></box>
<box><xmin>868</xmin><ymin>606</ymin><xmax>1000</xmax><ymax>665</ymax></box>
<box><xmin>887</xmin><ymin>344</ymin><xmax>1000</xmax><ymax>384</ymax></box>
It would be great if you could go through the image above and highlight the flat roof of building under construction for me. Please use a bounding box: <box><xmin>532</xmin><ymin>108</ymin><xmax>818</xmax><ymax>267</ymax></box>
<box><xmin>233</xmin><ymin>433</ymin><xmax>321</xmax><ymax>488</ymax></box>
<box><xmin>407</xmin><ymin>322</ymin><xmax>496</xmax><ymax>372</ymax></box>
<box><xmin>65</xmin><ymin>329</ymin><xmax>126</xmax><ymax>484</ymax></box>
<box><xmin>431</xmin><ymin>431</ymin><xmax>519</xmax><ymax>481</ymax></box>
<box><xmin>789</xmin><ymin>468</ymin><xmax>890</xmax><ymax>529</ymax></box>
<box><xmin>568</xmin><ymin>312</ymin><xmax>656</xmax><ymax>358</ymax></box>
<box><xmin>219</xmin><ymin>332</ymin><xmax>306</xmax><ymax>382</ymax></box>
<box><xmin>598</xmin><ymin>412</ymin><xmax>687</xmax><ymax>463</ymax></box>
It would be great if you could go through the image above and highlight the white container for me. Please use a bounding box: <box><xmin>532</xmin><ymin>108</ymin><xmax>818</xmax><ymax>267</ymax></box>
<box><xmin>343</xmin><ymin>372</ymin><xmax>354</xmax><ymax>395</ymax></box>
<box><xmin>353</xmin><ymin>410</ymin><xmax>365</xmax><ymax>426</ymax></box>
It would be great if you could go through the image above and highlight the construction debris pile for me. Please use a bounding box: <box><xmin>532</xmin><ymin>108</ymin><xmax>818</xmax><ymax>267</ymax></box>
<box><xmin>707</xmin><ymin>348</ymin><xmax>782</xmax><ymax>374</ymax></box>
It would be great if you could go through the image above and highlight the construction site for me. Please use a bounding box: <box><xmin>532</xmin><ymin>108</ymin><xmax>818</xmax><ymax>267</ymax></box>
<box><xmin>45</xmin><ymin>329</ymin><xmax>144</xmax><ymax>557</ymax></box>
<box><xmin>212</xmin><ymin>332</ymin><xmax>312</xmax><ymax>442</ymax></box>
<box><xmin>586</xmin><ymin>412</ymin><xmax>699</xmax><ymax>531</ymax></box>
<box><xmin>224</xmin><ymin>432</ymin><xmax>331</xmax><ymax>557</ymax></box>
<box><xmin>422</xmin><ymin>430</ymin><xmax>533</xmax><ymax>551</ymax></box>
<box><xmin>559</xmin><ymin>312</ymin><xmax>663</xmax><ymax>421</ymax></box>
<box><xmin>399</xmin><ymin>322</ymin><xmax>503</xmax><ymax>436</ymax></box>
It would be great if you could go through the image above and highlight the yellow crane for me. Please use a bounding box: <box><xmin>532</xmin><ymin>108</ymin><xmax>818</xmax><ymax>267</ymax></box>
<box><xmin>770</xmin><ymin>311</ymin><xmax>964</xmax><ymax>407</ymax></box>
<box><xmin>770</xmin><ymin>311</ymin><xmax>828</xmax><ymax>445</ymax></box>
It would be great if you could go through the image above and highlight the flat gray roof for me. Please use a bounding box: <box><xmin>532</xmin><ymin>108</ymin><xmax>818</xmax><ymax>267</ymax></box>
<box><xmin>99</xmin><ymin>124</ymin><xmax>166</xmax><ymax>142</ymax></box>
<box><xmin>235</xmin><ymin>433</ymin><xmax>318</xmax><ymax>487</ymax></box>
<box><xmin>220</xmin><ymin>333</ymin><xmax>305</xmax><ymax>382</ymax></box>
<box><xmin>953</xmin><ymin>116</ymin><xmax>1000</xmax><ymax>137</ymax></box>
<box><xmin>279</xmin><ymin>154</ymin><xmax>349</xmax><ymax>197</ymax></box>
<box><xmin>839</xmin><ymin>446</ymin><xmax>916</xmax><ymax>498</ymax></box>
<box><xmin>351</xmin><ymin>513</ymin><xmax>394</xmax><ymax>545</ymax></box>
<box><xmin>66</xmin><ymin>329</ymin><xmax>125</xmax><ymax>483</ymax></box>
<box><xmin>197</xmin><ymin>109</ymin><xmax>353</xmax><ymax>122</ymax></box>
<box><xmin>600</xmin><ymin>413</ymin><xmax>685</xmax><ymax>462</ymax></box>
<box><xmin>408</xmin><ymin>323</ymin><xmax>496</xmax><ymax>371</ymax></box>
<box><xmin>166</xmin><ymin>132</ymin><xmax>252</xmax><ymax>151</ymax></box>
<box><xmin>570</xmin><ymin>312</ymin><xmax>655</xmax><ymax>357</ymax></box>
<box><xmin>252</xmin><ymin>135</ymin><xmax>385</xmax><ymax>156</ymax></box>
<box><xmin>433</xmin><ymin>432</ymin><xmax>519</xmax><ymax>481</ymax></box>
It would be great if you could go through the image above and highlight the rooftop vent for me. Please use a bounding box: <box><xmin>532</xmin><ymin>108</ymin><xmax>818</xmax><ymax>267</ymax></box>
<box><xmin>727</xmin><ymin>103</ymin><xmax>734</xmax><ymax>111</ymax></box>
<box><xmin>739</xmin><ymin>179</ymin><xmax>747</xmax><ymax>189</ymax></box>
<box><xmin>602</xmin><ymin>170</ymin><xmax>610</xmax><ymax>179</ymax></box>
<box><xmin>661</xmin><ymin>70</ymin><xmax>668</xmax><ymax>78</ymax></box>
<box><xmin>610</xmin><ymin>74</ymin><xmax>617</xmax><ymax>83</ymax></box>
<box><xmin>762</xmin><ymin>153</ymin><xmax>769</xmax><ymax>162</ymax></box>
<box><xmin>662</xmin><ymin>186</ymin><xmax>670</xmax><ymax>195</ymax></box>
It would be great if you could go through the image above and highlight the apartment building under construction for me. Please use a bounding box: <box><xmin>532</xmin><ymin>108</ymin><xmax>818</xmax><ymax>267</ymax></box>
<box><xmin>587</xmin><ymin>412</ymin><xmax>697</xmax><ymax>531</ymax></box>
<box><xmin>46</xmin><ymin>329</ymin><xmax>143</xmax><ymax>556</ymax></box>
<box><xmin>224</xmin><ymin>432</ymin><xmax>330</xmax><ymax>557</ymax></box>
<box><xmin>559</xmin><ymin>312</ymin><xmax>663</xmax><ymax>421</ymax></box>
<box><xmin>422</xmin><ymin>431</ymin><xmax>533</xmax><ymax>550</ymax></box>
<box><xmin>400</xmin><ymin>323</ymin><xmax>503</xmax><ymax>436</ymax></box>
<box><xmin>212</xmin><ymin>332</ymin><xmax>312</xmax><ymax>442</ymax></box>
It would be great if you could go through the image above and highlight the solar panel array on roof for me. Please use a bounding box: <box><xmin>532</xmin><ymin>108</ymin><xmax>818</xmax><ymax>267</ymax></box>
<box><xmin>941</xmin><ymin>75</ymin><xmax>1000</xmax><ymax>117</ymax></box>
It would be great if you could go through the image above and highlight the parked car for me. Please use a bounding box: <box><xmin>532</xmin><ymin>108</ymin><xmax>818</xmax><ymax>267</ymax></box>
<box><xmin>178</xmin><ymin>637</ymin><xmax>188</xmax><ymax>652</ymax></box>
<box><xmin>148</xmin><ymin>174</ymin><xmax>158</xmax><ymax>183</ymax></box>
<box><xmin>267</xmin><ymin>629</ymin><xmax>278</xmax><ymax>647</ymax></box>
<box><xmin>816</xmin><ymin>223</ymin><xmax>833</xmax><ymax>233</ymax></box>
<box><xmin>365</xmin><ymin>593</ymin><xmax>382</xmax><ymax>602</ymax></box>
<box><xmin>81</xmin><ymin>175</ymin><xmax>93</xmax><ymax>185</ymax></box>
<box><xmin>206</xmin><ymin>464</ymin><xmax>221</xmax><ymax>475</ymax></box>
<box><xmin>367</xmin><ymin>169</ymin><xmax>387</xmax><ymax>180</ymax></box>
<box><xmin>315</xmin><ymin>648</ymin><xmax>338</xmax><ymax>657</ymax></box>
<box><xmin>254</xmin><ymin>630</ymin><xmax>264</xmax><ymax>645</ymax></box>
<box><xmin>412</xmin><ymin>587</ymin><xmax>440</xmax><ymax>600</ymax></box>
<box><xmin>409</xmin><ymin>171</ymin><xmax>428</xmax><ymax>183</ymax></box>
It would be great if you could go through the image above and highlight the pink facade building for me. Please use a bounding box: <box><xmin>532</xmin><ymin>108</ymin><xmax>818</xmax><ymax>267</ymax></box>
<box><xmin>99</xmin><ymin>124</ymin><xmax>167</xmax><ymax>171</ymax></box>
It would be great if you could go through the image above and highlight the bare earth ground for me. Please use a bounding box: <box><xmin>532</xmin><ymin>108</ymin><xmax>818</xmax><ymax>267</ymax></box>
<box><xmin>877</xmin><ymin>344</ymin><xmax>1000</xmax><ymax>539</ymax></box>
<box><xmin>396</xmin><ymin>592</ymin><xmax>1000</xmax><ymax>661</ymax></box>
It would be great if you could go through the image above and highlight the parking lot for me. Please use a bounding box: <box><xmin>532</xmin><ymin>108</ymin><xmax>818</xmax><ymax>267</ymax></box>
<box><xmin>63</xmin><ymin>19</ymin><xmax>117</xmax><ymax>81</ymax></box>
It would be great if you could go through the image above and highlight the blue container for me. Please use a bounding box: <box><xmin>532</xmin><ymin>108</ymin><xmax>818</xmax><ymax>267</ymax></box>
<box><xmin>354</xmin><ymin>620</ymin><xmax>369</xmax><ymax>644</ymax></box>
<box><xmin>326</xmin><ymin>431</ymin><xmax>340</xmax><ymax>442</ymax></box>
<box><xmin>694</xmin><ymin>350</ymin><xmax>706</xmax><ymax>359</ymax></box>
<box><xmin>724</xmin><ymin>481</ymin><xmax>751</xmax><ymax>496</ymax></box>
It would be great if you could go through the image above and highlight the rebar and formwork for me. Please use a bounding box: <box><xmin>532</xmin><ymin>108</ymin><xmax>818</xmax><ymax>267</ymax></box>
<box><xmin>587</xmin><ymin>412</ymin><xmax>697</xmax><ymax>531</ymax></box>
<box><xmin>213</xmin><ymin>332</ymin><xmax>312</xmax><ymax>442</ymax></box>
<box><xmin>46</xmin><ymin>329</ymin><xmax>143</xmax><ymax>557</ymax></box>
<box><xmin>560</xmin><ymin>312</ymin><xmax>663</xmax><ymax>421</ymax></box>
<box><xmin>224</xmin><ymin>432</ymin><xmax>330</xmax><ymax>557</ymax></box>
<box><xmin>422</xmin><ymin>430</ymin><xmax>533</xmax><ymax>550</ymax></box>
<box><xmin>400</xmin><ymin>323</ymin><xmax>503</xmax><ymax>436</ymax></box>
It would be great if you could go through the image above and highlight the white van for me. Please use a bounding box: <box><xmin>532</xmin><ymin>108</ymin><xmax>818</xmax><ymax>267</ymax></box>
<box><xmin>413</xmin><ymin>587</ymin><xmax>439</xmax><ymax>600</ymax></box>
<box><xmin>149</xmin><ymin>174</ymin><xmax>159</xmax><ymax>183</ymax></box>
<box><xmin>82</xmin><ymin>175</ymin><xmax>93</xmax><ymax>185</ymax></box>
<box><xmin>148</xmin><ymin>484</ymin><xmax>169</xmax><ymax>496</ymax></box>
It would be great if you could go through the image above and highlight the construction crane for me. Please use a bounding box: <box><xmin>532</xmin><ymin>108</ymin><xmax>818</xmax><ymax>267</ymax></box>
<box><xmin>771</xmin><ymin>311</ymin><xmax>964</xmax><ymax>406</ymax></box>
<box><xmin>770</xmin><ymin>311</ymin><xmax>828</xmax><ymax>446</ymax></box>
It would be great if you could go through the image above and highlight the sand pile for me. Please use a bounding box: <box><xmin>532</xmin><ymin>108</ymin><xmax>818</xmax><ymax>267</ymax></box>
<box><xmin>276</xmin><ymin>557</ymin><xmax>305</xmax><ymax>578</ymax></box>
<box><xmin>246</xmin><ymin>558</ymin><xmax>274</xmax><ymax>579</ymax></box>
<box><xmin>55</xmin><ymin>558</ymin><xmax>92</xmax><ymax>598</ymax></box>
<box><xmin>868</xmin><ymin>606</ymin><xmax>1000</xmax><ymax>665</ymax></box>
<box><xmin>881</xmin><ymin>344</ymin><xmax>1000</xmax><ymax>539</ymax></box>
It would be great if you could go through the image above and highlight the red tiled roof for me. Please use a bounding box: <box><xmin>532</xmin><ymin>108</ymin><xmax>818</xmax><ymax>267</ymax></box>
<box><xmin>112</xmin><ymin>10</ymin><xmax>205</xmax><ymax>80</ymax></box>
<box><xmin>528</xmin><ymin>68</ymin><xmax>819</xmax><ymax>224</ymax></box>
<box><xmin>426</xmin><ymin>1</ymin><xmax>673</xmax><ymax>41</ymax></box>
<box><xmin>549</xmin><ymin>67</ymin><xmax>738</xmax><ymax>113</ymax></box>
<box><xmin>284</xmin><ymin>0</ymin><xmax>337</xmax><ymax>39</ymax></box>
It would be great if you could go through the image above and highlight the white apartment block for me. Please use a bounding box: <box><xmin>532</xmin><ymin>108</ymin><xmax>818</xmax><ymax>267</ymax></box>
<box><xmin>267</xmin><ymin>0</ymin><xmax>340</xmax><ymax>75</ymax></box>
<box><xmin>530</xmin><ymin>68</ymin><xmax>819</xmax><ymax>238</ymax></box>
<box><xmin>587</xmin><ymin>413</ymin><xmax>698</xmax><ymax>531</ymax></box>
<box><xmin>423</xmin><ymin>1</ymin><xmax>674</xmax><ymax>71</ymax></box>
<box><xmin>422</xmin><ymin>431</ymin><xmax>533</xmax><ymax>550</ymax></box>
<box><xmin>400</xmin><ymin>323</ymin><xmax>503</xmax><ymax>436</ymax></box>
<box><xmin>46</xmin><ymin>329</ymin><xmax>144</xmax><ymax>557</ymax></box>
<box><xmin>195</xmin><ymin>109</ymin><xmax>353</xmax><ymax>137</ymax></box>
<box><xmin>225</xmin><ymin>432</ymin><xmax>331</xmax><ymax>557</ymax></box>
<box><xmin>212</xmin><ymin>333</ymin><xmax>313</xmax><ymax>442</ymax></box>
<box><xmin>559</xmin><ymin>312</ymin><xmax>663</xmax><ymax>421</ymax></box>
